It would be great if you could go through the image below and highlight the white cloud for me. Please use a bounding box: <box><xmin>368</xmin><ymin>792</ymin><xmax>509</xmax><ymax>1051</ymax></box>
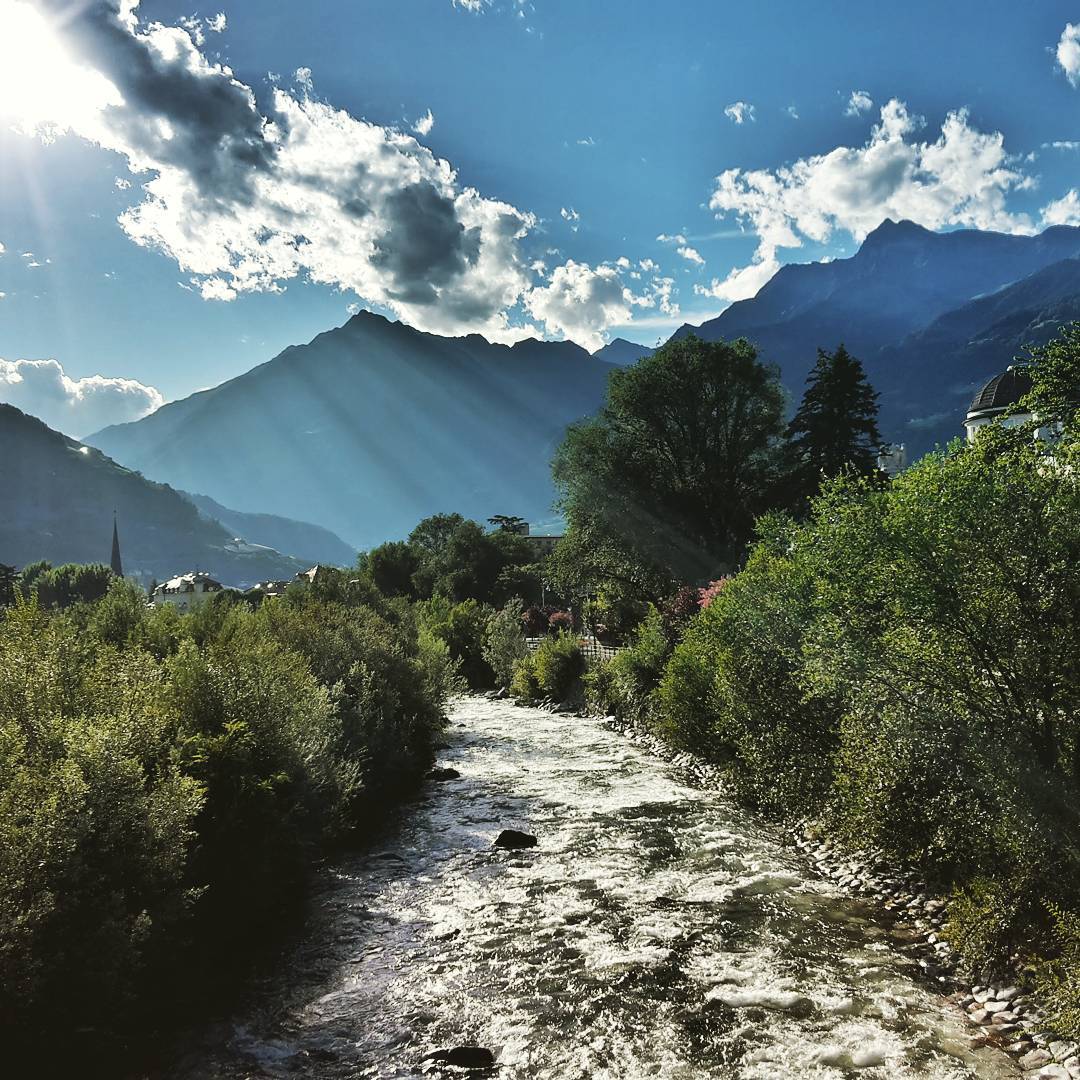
<box><xmin>413</xmin><ymin>108</ymin><xmax>435</xmax><ymax>137</ymax></box>
<box><xmin>1043</xmin><ymin>189</ymin><xmax>1080</xmax><ymax>226</ymax></box>
<box><xmin>676</xmin><ymin>244</ymin><xmax>704</xmax><ymax>265</ymax></box>
<box><xmin>844</xmin><ymin>89</ymin><xmax>873</xmax><ymax>117</ymax></box>
<box><xmin>724</xmin><ymin>101</ymin><xmax>755</xmax><ymax>125</ymax></box>
<box><xmin>452</xmin><ymin>0</ymin><xmax>489</xmax><ymax>10</ymax></box>
<box><xmin>1057</xmin><ymin>22</ymin><xmax>1080</xmax><ymax>86</ymax></box>
<box><xmin>704</xmin><ymin>99</ymin><xmax>1035</xmax><ymax>303</ymax></box>
<box><xmin>12</xmin><ymin>1</ymin><xmax>547</xmax><ymax>344</ymax></box>
<box><xmin>524</xmin><ymin>261</ymin><xmax>677</xmax><ymax>352</ymax></box>
<box><xmin>114</xmin><ymin>176</ymin><xmax>130</xmax><ymax>189</ymax></box>
<box><xmin>576</xmin><ymin>135</ymin><xmax>596</xmax><ymax>146</ymax></box>
<box><xmin>0</xmin><ymin>357</ymin><xmax>164</xmax><ymax>437</ymax></box>
<box><xmin>0</xmin><ymin>242</ymin><xmax>5</xmax><ymax>256</ymax></box>
<box><xmin>560</xmin><ymin>206</ymin><xmax>580</xmax><ymax>231</ymax></box>
<box><xmin>786</xmin><ymin>104</ymin><xmax>799</xmax><ymax>120</ymax></box>
<box><xmin>656</xmin><ymin>232</ymin><xmax>687</xmax><ymax>245</ymax></box>
<box><xmin>206</xmin><ymin>12</ymin><xmax>227</xmax><ymax>33</ymax></box>
<box><xmin>1045</xmin><ymin>140</ymin><xmax>1080</xmax><ymax>150</ymax></box>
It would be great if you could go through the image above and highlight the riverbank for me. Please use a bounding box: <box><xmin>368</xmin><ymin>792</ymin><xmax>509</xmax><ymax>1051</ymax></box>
<box><xmin>579</xmin><ymin>701</ymin><xmax>1075</xmax><ymax>1078</ymax></box>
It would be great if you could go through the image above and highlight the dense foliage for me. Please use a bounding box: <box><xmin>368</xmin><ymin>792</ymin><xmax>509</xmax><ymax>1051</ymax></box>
<box><xmin>552</xmin><ymin>335</ymin><xmax>787</xmax><ymax>600</ymax></box>
<box><xmin>0</xmin><ymin>572</ymin><xmax>454</xmax><ymax>1062</ymax></box>
<box><xmin>597</xmin><ymin>410</ymin><xmax>1080</xmax><ymax>1011</ymax></box>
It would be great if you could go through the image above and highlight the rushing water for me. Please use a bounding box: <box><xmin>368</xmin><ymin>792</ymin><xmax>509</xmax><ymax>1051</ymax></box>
<box><xmin>167</xmin><ymin>697</ymin><xmax>1020</xmax><ymax>1079</ymax></box>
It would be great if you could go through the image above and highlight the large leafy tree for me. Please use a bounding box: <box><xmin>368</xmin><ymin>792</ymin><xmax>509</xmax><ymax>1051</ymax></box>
<box><xmin>553</xmin><ymin>334</ymin><xmax>787</xmax><ymax>597</ymax></box>
<box><xmin>785</xmin><ymin>344</ymin><xmax>881</xmax><ymax>509</ymax></box>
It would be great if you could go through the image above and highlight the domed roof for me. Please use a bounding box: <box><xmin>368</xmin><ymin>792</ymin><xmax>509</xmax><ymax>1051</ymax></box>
<box><xmin>968</xmin><ymin>366</ymin><xmax>1033</xmax><ymax>416</ymax></box>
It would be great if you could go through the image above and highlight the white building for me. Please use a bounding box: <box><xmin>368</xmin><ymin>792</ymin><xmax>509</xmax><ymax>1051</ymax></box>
<box><xmin>965</xmin><ymin>367</ymin><xmax>1034</xmax><ymax>442</ymax></box>
<box><xmin>151</xmin><ymin>571</ymin><xmax>224</xmax><ymax>612</ymax></box>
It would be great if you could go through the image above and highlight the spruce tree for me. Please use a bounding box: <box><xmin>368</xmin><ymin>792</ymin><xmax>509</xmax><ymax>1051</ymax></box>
<box><xmin>786</xmin><ymin>344</ymin><xmax>881</xmax><ymax>508</ymax></box>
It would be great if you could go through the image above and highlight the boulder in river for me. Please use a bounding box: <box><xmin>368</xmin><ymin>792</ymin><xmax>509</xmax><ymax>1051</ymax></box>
<box><xmin>494</xmin><ymin>829</ymin><xmax>537</xmax><ymax>849</ymax></box>
<box><xmin>423</xmin><ymin>1045</ymin><xmax>496</xmax><ymax>1069</ymax></box>
<box><xmin>430</xmin><ymin>767</ymin><xmax>461</xmax><ymax>781</ymax></box>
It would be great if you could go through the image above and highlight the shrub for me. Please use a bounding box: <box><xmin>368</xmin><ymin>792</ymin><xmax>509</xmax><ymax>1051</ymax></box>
<box><xmin>547</xmin><ymin>609</ymin><xmax>574</xmax><ymax>634</ymax></box>
<box><xmin>416</xmin><ymin>596</ymin><xmax>494</xmax><ymax>689</ymax></box>
<box><xmin>587</xmin><ymin>606</ymin><xmax>671</xmax><ymax>722</ymax></box>
<box><xmin>532</xmin><ymin>631</ymin><xmax>586</xmax><ymax>702</ymax></box>
<box><xmin>483</xmin><ymin>600</ymin><xmax>528</xmax><ymax>688</ymax></box>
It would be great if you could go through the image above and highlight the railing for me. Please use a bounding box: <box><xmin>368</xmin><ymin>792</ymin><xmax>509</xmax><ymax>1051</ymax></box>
<box><xmin>525</xmin><ymin>636</ymin><xmax>623</xmax><ymax>663</ymax></box>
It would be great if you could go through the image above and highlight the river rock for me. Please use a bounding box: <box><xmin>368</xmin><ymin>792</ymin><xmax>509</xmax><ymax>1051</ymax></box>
<box><xmin>430</xmin><ymin>767</ymin><xmax>461</xmax><ymax>781</ymax></box>
<box><xmin>494</xmin><ymin>829</ymin><xmax>537</xmax><ymax>850</ymax></box>
<box><xmin>424</xmin><ymin>1046</ymin><xmax>496</xmax><ymax>1069</ymax></box>
<box><xmin>1020</xmin><ymin>1048</ymin><xmax>1054</xmax><ymax>1070</ymax></box>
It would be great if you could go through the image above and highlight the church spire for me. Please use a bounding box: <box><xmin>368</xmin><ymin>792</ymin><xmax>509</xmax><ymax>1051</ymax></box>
<box><xmin>110</xmin><ymin>511</ymin><xmax>124</xmax><ymax>578</ymax></box>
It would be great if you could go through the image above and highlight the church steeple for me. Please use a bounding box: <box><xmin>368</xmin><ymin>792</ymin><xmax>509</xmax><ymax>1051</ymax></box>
<box><xmin>110</xmin><ymin>512</ymin><xmax>124</xmax><ymax>578</ymax></box>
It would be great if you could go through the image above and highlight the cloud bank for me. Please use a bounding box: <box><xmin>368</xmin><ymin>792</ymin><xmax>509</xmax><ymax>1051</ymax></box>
<box><xmin>699</xmin><ymin>99</ymin><xmax>1037</xmax><ymax>302</ymax></box>
<box><xmin>0</xmin><ymin>358</ymin><xmax>164</xmax><ymax>437</ymax></box>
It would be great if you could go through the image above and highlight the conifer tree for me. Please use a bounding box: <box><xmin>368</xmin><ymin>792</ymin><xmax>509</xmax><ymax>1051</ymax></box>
<box><xmin>786</xmin><ymin>344</ymin><xmax>881</xmax><ymax>508</ymax></box>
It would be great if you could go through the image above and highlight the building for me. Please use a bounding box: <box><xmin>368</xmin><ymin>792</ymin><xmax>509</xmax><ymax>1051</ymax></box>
<box><xmin>110</xmin><ymin>513</ymin><xmax>123</xmax><ymax>577</ymax></box>
<box><xmin>151</xmin><ymin>571</ymin><xmax>223</xmax><ymax>612</ymax></box>
<box><xmin>247</xmin><ymin>579</ymin><xmax>291</xmax><ymax>600</ymax></box>
<box><xmin>525</xmin><ymin>533</ymin><xmax>562</xmax><ymax>558</ymax></box>
<box><xmin>965</xmin><ymin>367</ymin><xmax>1034</xmax><ymax>442</ymax></box>
<box><xmin>296</xmin><ymin>564</ymin><xmax>334</xmax><ymax>585</ymax></box>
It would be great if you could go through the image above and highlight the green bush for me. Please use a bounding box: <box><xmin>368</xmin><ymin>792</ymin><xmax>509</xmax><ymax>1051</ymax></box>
<box><xmin>586</xmin><ymin>606</ymin><xmax>671</xmax><ymax>722</ymax></box>
<box><xmin>532</xmin><ymin>630</ymin><xmax>586</xmax><ymax>702</ymax></box>
<box><xmin>416</xmin><ymin>596</ymin><xmax>494</xmax><ymax>689</ymax></box>
<box><xmin>0</xmin><ymin>566</ymin><xmax>455</xmax><ymax>1060</ymax></box>
<box><xmin>483</xmin><ymin>599</ymin><xmax>528</xmax><ymax>688</ymax></box>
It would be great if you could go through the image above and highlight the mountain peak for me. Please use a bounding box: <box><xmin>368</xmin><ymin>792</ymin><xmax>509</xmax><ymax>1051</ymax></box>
<box><xmin>860</xmin><ymin>218</ymin><xmax>933</xmax><ymax>247</ymax></box>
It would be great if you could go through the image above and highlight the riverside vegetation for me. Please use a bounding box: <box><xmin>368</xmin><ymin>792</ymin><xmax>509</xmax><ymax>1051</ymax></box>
<box><xmin>4</xmin><ymin>327</ymin><xmax>1080</xmax><ymax>1065</ymax></box>
<box><xmin>0</xmin><ymin>569</ymin><xmax>459</xmax><ymax>1067</ymax></box>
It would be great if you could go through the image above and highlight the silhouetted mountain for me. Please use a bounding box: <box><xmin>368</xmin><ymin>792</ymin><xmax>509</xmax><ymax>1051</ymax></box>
<box><xmin>89</xmin><ymin>313</ymin><xmax>614</xmax><ymax>548</ymax></box>
<box><xmin>594</xmin><ymin>338</ymin><xmax>655</xmax><ymax>365</ymax></box>
<box><xmin>182</xmin><ymin>491</ymin><xmax>357</xmax><ymax>566</ymax></box>
<box><xmin>0</xmin><ymin>404</ymin><xmax>309</xmax><ymax>586</ymax></box>
<box><xmin>674</xmin><ymin>220</ymin><xmax>1080</xmax><ymax>452</ymax></box>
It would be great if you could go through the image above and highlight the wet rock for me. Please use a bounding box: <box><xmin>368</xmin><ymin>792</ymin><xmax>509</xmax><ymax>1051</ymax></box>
<box><xmin>424</xmin><ymin>1046</ymin><xmax>496</xmax><ymax>1070</ymax></box>
<box><xmin>430</xmin><ymin>767</ymin><xmax>461</xmax><ymax>781</ymax></box>
<box><xmin>494</xmin><ymin>829</ymin><xmax>537</xmax><ymax>849</ymax></box>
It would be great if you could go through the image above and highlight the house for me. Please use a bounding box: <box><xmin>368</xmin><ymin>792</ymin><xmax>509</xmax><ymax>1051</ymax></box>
<box><xmin>296</xmin><ymin>564</ymin><xmax>335</xmax><ymax>585</ymax></box>
<box><xmin>247</xmin><ymin>579</ymin><xmax>291</xmax><ymax>600</ymax></box>
<box><xmin>151</xmin><ymin>571</ymin><xmax>223</xmax><ymax>612</ymax></box>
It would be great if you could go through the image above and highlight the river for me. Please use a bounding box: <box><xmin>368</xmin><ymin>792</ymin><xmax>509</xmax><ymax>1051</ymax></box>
<box><xmin>166</xmin><ymin>697</ymin><xmax>1019</xmax><ymax>1079</ymax></box>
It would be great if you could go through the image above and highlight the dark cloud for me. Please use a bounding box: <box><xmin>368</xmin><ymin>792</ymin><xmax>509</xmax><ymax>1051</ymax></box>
<box><xmin>372</xmin><ymin>182</ymin><xmax>481</xmax><ymax>305</ymax></box>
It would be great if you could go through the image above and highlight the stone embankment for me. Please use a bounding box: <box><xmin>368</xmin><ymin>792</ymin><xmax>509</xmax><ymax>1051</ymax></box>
<box><xmin>513</xmin><ymin>694</ymin><xmax>1077</xmax><ymax>1079</ymax></box>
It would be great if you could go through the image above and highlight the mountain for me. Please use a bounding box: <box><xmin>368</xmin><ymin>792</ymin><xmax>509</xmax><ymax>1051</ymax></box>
<box><xmin>675</xmin><ymin>220</ymin><xmax>1080</xmax><ymax>452</ymax></box>
<box><xmin>0</xmin><ymin>404</ymin><xmax>310</xmax><ymax>586</ymax></box>
<box><xmin>594</xmin><ymin>338</ymin><xmax>655</xmax><ymax>365</ymax></box>
<box><xmin>183</xmin><ymin>491</ymin><xmax>357</xmax><ymax>566</ymax></box>
<box><xmin>89</xmin><ymin>312</ymin><xmax>615</xmax><ymax>548</ymax></box>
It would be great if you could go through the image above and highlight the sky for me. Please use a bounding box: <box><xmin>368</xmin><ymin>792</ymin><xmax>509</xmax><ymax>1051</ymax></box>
<box><xmin>1</xmin><ymin>0</ymin><xmax>1080</xmax><ymax>436</ymax></box>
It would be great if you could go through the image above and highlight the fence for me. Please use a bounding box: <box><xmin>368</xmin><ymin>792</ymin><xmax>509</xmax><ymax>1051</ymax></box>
<box><xmin>525</xmin><ymin>636</ymin><xmax>623</xmax><ymax>664</ymax></box>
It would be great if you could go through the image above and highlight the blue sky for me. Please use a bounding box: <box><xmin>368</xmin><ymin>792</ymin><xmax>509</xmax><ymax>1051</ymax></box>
<box><xmin>1</xmin><ymin>0</ymin><xmax>1080</xmax><ymax>434</ymax></box>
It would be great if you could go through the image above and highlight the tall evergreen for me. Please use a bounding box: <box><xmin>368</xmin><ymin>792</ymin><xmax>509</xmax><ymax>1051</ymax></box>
<box><xmin>786</xmin><ymin>344</ymin><xmax>881</xmax><ymax>508</ymax></box>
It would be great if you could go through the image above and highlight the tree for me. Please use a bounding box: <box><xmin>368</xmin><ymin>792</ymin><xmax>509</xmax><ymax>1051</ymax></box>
<box><xmin>552</xmin><ymin>334</ymin><xmax>787</xmax><ymax>595</ymax></box>
<box><xmin>488</xmin><ymin>514</ymin><xmax>528</xmax><ymax>533</ymax></box>
<box><xmin>1021</xmin><ymin>321</ymin><xmax>1080</xmax><ymax>433</ymax></box>
<box><xmin>785</xmin><ymin>344</ymin><xmax>881</xmax><ymax>510</ymax></box>
<box><xmin>365</xmin><ymin>540</ymin><xmax>420</xmax><ymax>598</ymax></box>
